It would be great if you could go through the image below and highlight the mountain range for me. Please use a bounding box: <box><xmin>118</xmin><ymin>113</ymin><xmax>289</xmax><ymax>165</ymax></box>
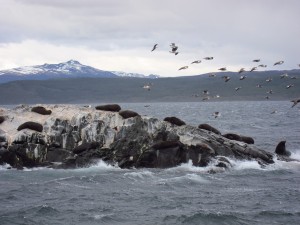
<box><xmin>0</xmin><ymin>60</ymin><xmax>159</xmax><ymax>83</ymax></box>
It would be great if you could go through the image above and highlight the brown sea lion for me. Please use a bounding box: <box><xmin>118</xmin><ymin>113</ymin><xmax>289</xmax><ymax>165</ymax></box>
<box><xmin>222</xmin><ymin>133</ymin><xmax>254</xmax><ymax>144</ymax></box>
<box><xmin>119</xmin><ymin>110</ymin><xmax>140</xmax><ymax>119</ymax></box>
<box><xmin>163</xmin><ymin>117</ymin><xmax>186</xmax><ymax>126</ymax></box>
<box><xmin>275</xmin><ymin>141</ymin><xmax>291</xmax><ymax>156</ymax></box>
<box><xmin>95</xmin><ymin>104</ymin><xmax>121</xmax><ymax>112</ymax></box>
<box><xmin>31</xmin><ymin>106</ymin><xmax>52</xmax><ymax>115</ymax></box>
<box><xmin>198</xmin><ymin>124</ymin><xmax>221</xmax><ymax>135</ymax></box>
<box><xmin>17</xmin><ymin>122</ymin><xmax>43</xmax><ymax>132</ymax></box>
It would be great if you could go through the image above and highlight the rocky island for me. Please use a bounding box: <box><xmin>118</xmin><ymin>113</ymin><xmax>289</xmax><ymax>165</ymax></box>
<box><xmin>0</xmin><ymin>104</ymin><xmax>294</xmax><ymax>171</ymax></box>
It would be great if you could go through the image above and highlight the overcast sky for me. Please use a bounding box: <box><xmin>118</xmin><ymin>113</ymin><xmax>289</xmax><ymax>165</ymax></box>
<box><xmin>0</xmin><ymin>0</ymin><xmax>299</xmax><ymax>77</ymax></box>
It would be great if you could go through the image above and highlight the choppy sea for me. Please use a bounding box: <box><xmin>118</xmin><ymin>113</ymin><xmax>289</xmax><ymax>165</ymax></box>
<box><xmin>1</xmin><ymin>101</ymin><xmax>300</xmax><ymax>225</ymax></box>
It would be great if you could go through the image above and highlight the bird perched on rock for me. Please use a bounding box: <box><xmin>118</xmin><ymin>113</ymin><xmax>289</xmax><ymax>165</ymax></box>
<box><xmin>250</xmin><ymin>67</ymin><xmax>257</xmax><ymax>72</ymax></box>
<box><xmin>178</xmin><ymin>66</ymin><xmax>188</xmax><ymax>70</ymax></box>
<box><xmin>253</xmin><ymin>59</ymin><xmax>260</xmax><ymax>62</ymax></box>
<box><xmin>274</xmin><ymin>60</ymin><xmax>284</xmax><ymax>66</ymax></box>
<box><xmin>218</xmin><ymin>67</ymin><xmax>226</xmax><ymax>71</ymax></box>
<box><xmin>222</xmin><ymin>76</ymin><xmax>230</xmax><ymax>82</ymax></box>
<box><xmin>151</xmin><ymin>44</ymin><xmax>158</xmax><ymax>52</ymax></box>
<box><xmin>204</xmin><ymin>57</ymin><xmax>213</xmax><ymax>60</ymax></box>
<box><xmin>191</xmin><ymin>60</ymin><xmax>201</xmax><ymax>64</ymax></box>
<box><xmin>291</xmin><ymin>98</ymin><xmax>300</xmax><ymax>108</ymax></box>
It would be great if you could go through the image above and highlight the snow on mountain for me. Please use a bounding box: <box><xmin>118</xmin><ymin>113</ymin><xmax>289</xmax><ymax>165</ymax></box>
<box><xmin>110</xmin><ymin>71</ymin><xmax>159</xmax><ymax>78</ymax></box>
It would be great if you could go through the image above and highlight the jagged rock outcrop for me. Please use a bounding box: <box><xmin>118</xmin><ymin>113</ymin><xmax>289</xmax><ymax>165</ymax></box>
<box><xmin>0</xmin><ymin>104</ymin><xmax>276</xmax><ymax>170</ymax></box>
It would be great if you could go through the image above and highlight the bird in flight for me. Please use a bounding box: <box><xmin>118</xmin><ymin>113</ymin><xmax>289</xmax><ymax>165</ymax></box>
<box><xmin>291</xmin><ymin>98</ymin><xmax>300</xmax><ymax>108</ymax></box>
<box><xmin>258</xmin><ymin>64</ymin><xmax>267</xmax><ymax>68</ymax></box>
<box><xmin>209</xmin><ymin>73</ymin><xmax>216</xmax><ymax>77</ymax></box>
<box><xmin>191</xmin><ymin>60</ymin><xmax>201</xmax><ymax>64</ymax></box>
<box><xmin>151</xmin><ymin>44</ymin><xmax>158</xmax><ymax>52</ymax></box>
<box><xmin>280</xmin><ymin>73</ymin><xmax>289</xmax><ymax>79</ymax></box>
<box><xmin>240</xmin><ymin>75</ymin><xmax>246</xmax><ymax>80</ymax></box>
<box><xmin>218</xmin><ymin>67</ymin><xmax>226</xmax><ymax>71</ymax></box>
<box><xmin>178</xmin><ymin>66</ymin><xmax>188</xmax><ymax>70</ymax></box>
<box><xmin>253</xmin><ymin>59</ymin><xmax>260</xmax><ymax>62</ymax></box>
<box><xmin>212</xmin><ymin>112</ymin><xmax>220</xmax><ymax>118</ymax></box>
<box><xmin>203</xmin><ymin>57</ymin><xmax>214</xmax><ymax>60</ymax></box>
<box><xmin>222</xmin><ymin>76</ymin><xmax>230</xmax><ymax>82</ymax></box>
<box><xmin>238</xmin><ymin>68</ymin><xmax>246</xmax><ymax>73</ymax></box>
<box><xmin>274</xmin><ymin>60</ymin><xmax>284</xmax><ymax>66</ymax></box>
<box><xmin>250</xmin><ymin>67</ymin><xmax>257</xmax><ymax>72</ymax></box>
<box><xmin>286</xmin><ymin>84</ymin><xmax>294</xmax><ymax>89</ymax></box>
<box><xmin>235</xmin><ymin>87</ymin><xmax>241</xmax><ymax>91</ymax></box>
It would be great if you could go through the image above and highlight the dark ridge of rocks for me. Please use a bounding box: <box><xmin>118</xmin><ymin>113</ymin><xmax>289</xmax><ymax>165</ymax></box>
<box><xmin>119</xmin><ymin>110</ymin><xmax>140</xmax><ymax>119</ymax></box>
<box><xmin>0</xmin><ymin>116</ymin><xmax>5</xmax><ymax>124</ymax></box>
<box><xmin>31</xmin><ymin>106</ymin><xmax>52</xmax><ymax>115</ymax></box>
<box><xmin>17</xmin><ymin>122</ymin><xmax>43</xmax><ymax>132</ymax></box>
<box><xmin>73</xmin><ymin>142</ymin><xmax>101</xmax><ymax>154</ymax></box>
<box><xmin>95</xmin><ymin>104</ymin><xmax>121</xmax><ymax>112</ymax></box>
<box><xmin>164</xmin><ymin>117</ymin><xmax>186</xmax><ymax>126</ymax></box>
<box><xmin>198</xmin><ymin>123</ymin><xmax>221</xmax><ymax>135</ymax></box>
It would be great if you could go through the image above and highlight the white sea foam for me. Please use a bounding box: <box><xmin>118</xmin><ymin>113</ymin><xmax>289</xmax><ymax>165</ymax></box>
<box><xmin>74</xmin><ymin>160</ymin><xmax>121</xmax><ymax>172</ymax></box>
<box><xmin>123</xmin><ymin>170</ymin><xmax>154</xmax><ymax>179</ymax></box>
<box><xmin>0</xmin><ymin>163</ymin><xmax>12</xmax><ymax>171</ymax></box>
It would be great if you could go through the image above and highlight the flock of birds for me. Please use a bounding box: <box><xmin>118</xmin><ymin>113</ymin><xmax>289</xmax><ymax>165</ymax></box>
<box><xmin>147</xmin><ymin>43</ymin><xmax>300</xmax><ymax>113</ymax></box>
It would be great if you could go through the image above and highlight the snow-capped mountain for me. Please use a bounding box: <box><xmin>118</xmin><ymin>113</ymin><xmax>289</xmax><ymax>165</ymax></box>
<box><xmin>0</xmin><ymin>60</ymin><xmax>159</xmax><ymax>83</ymax></box>
<box><xmin>110</xmin><ymin>71</ymin><xmax>160</xmax><ymax>79</ymax></box>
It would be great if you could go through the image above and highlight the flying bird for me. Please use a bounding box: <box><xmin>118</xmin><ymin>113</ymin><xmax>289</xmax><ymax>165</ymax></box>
<box><xmin>204</xmin><ymin>57</ymin><xmax>214</xmax><ymax>60</ymax></box>
<box><xmin>256</xmin><ymin>84</ymin><xmax>262</xmax><ymax>88</ymax></box>
<box><xmin>266</xmin><ymin>78</ymin><xmax>272</xmax><ymax>82</ymax></box>
<box><xmin>212</xmin><ymin>112</ymin><xmax>220</xmax><ymax>118</ymax></box>
<box><xmin>286</xmin><ymin>84</ymin><xmax>294</xmax><ymax>89</ymax></box>
<box><xmin>274</xmin><ymin>61</ymin><xmax>284</xmax><ymax>66</ymax></box>
<box><xmin>222</xmin><ymin>76</ymin><xmax>230</xmax><ymax>82</ymax></box>
<box><xmin>280</xmin><ymin>73</ymin><xmax>289</xmax><ymax>79</ymax></box>
<box><xmin>291</xmin><ymin>98</ymin><xmax>300</xmax><ymax>108</ymax></box>
<box><xmin>238</xmin><ymin>68</ymin><xmax>246</xmax><ymax>73</ymax></box>
<box><xmin>203</xmin><ymin>90</ymin><xmax>209</xmax><ymax>95</ymax></box>
<box><xmin>253</xmin><ymin>59</ymin><xmax>260</xmax><ymax>62</ymax></box>
<box><xmin>267</xmin><ymin>90</ymin><xmax>273</xmax><ymax>94</ymax></box>
<box><xmin>240</xmin><ymin>75</ymin><xmax>247</xmax><ymax>80</ymax></box>
<box><xmin>169</xmin><ymin>43</ymin><xmax>178</xmax><ymax>54</ymax></box>
<box><xmin>250</xmin><ymin>67</ymin><xmax>257</xmax><ymax>72</ymax></box>
<box><xmin>191</xmin><ymin>60</ymin><xmax>201</xmax><ymax>64</ymax></box>
<box><xmin>178</xmin><ymin>66</ymin><xmax>188</xmax><ymax>70</ymax></box>
<box><xmin>235</xmin><ymin>87</ymin><xmax>242</xmax><ymax>91</ymax></box>
<box><xmin>258</xmin><ymin>64</ymin><xmax>267</xmax><ymax>68</ymax></box>
<box><xmin>290</xmin><ymin>76</ymin><xmax>297</xmax><ymax>79</ymax></box>
<box><xmin>271</xmin><ymin>110</ymin><xmax>277</xmax><ymax>114</ymax></box>
<box><xmin>143</xmin><ymin>84</ymin><xmax>152</xmax><ymax>91</ymax></box>
<box><xmin>209</xmin><ymin>73</ymin><xmax>216</xmax><ymax>77</ymax></box>
<box><xmin>265</xmin><ymin>96</ymin><xmax>270</xmax><ymax>100</ymax></box>
<box><xmin>218</xmin><ymin>67</ymin><xmax>227</xmax><ymax>71</ymax></box>
<box><xmin>151</xmin><ymin>44</ymin><xmax>158</xmax><ymax>52</ymax></box>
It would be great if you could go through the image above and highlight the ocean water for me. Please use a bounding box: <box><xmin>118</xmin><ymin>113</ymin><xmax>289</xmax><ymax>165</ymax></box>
<box><xmin>1</xmin><ymin>101</ymin><xmax>300</xmax><ymax>225</ymax></box>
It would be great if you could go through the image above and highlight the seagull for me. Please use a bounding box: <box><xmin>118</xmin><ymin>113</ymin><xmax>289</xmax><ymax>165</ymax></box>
<box><xmin>238</xmin><ymin>68</ymin><xmax>246</xmax><ymax>73</ymax></box>
<box><xmin>202</xmin><ymin>96</ymin><xmax>210</xmax><ymax>101</ymax></box>
<box><xmin>267</xmin><ymin>90</ymin><xmax>273</xmax><ymax>94</ymax></box>
<box><xmin>250</xmin><ymin>67</ymin><xmax>257</xmax><ymax>72</ymax></box>
<box><xmin>235</xmin><ymin>87</ymin><xmax>242</xmax><ymax>91</ymax></box>
<box><xmin>213</xmin><ymin>95</ymin><xmax>220</xmax><ymax>99</ymax></box>
<box><xmin>258</xmin><ymin>64</ymin><xmax>267</xmax><ymax>68</ymax></box>
<box><xmin>286</xmin><ymin>84</ymin><xmax>294</xmax><ymax>89</ymax></box>
<box><xmin>291</xmin><ymin>98</ymin><xmax>300</xmax><ymax>108</ymax></box>
<box><xmin>290</xmin><ymin>76</ymin><xmax>297</xmax><ymax>79</ymax></box>
<box><xmin>209</xmin><ymin>73</ymin><xmax>216</xmax><ymax>77</ymax></box>
<box><xmin>266</xmin><ymin>78</ymin><xmax>272</xmax><ymax>82</ymax></box>
<box><xmin>191</xmin><ymin>60</ymin><xmax>201</xmax><ymax>64</ymax></box>
<box><xmin>218</xmin><ymin>67</ymin><xmax>227</xmax><ymax>71</ymax></box>
<box><xmin>253</xmin><ymin>59</ymin><xmax>260</xmax><ymax>62</ymax></box>
<box><xmin>274</xmin><ymin>60</ymin><xmax>284</xmax><ymax>66</ymax></box>
<box><xmin>151</xmin><ymin>44</ymin><xmax>158</xmax><ymax>52</ymax></box>
<box><xmin>256</xmin><ymin>84</ymin><xmax>262</xmax><ymax>88</ymax></box>
<box><xmin>212</xmin><ymin>112</ymin><xmax>220</xmax><ymax>118</ymax></box>
<box><xmin>203</xmin><ymin>90</ymin><xmax>209</xmax><ymax>95</ymax></box>
<box><xmin>204</xmin><ymin>57</ymin><xmax>214</xmax><ymax>60</ymax></box>
<box><xmin>271</xmin><ymin>110</ymin><xmax>277</xmax><ymax>114</ymax></box>
<box><xmin>169</xmin><ymin>43</ymin><xmax>178</xmax><ymax>54</ymax></box>
<box><xmin>240</xmin><ymin>75</ymin><xmax>246</xmax><ymax>80</ymax></box>
<box><xmin>265</xmin><ymin>96</ymin><xmax>270</xmax><ymax>100</ymax></box>
<box><xmin>143</xmin><ymin>84</ymin><xmax>151</xmax><ymax>91</ymax></box>
<box><xmin>178</xmin><ymin>66</ymin><xmax>188</xmax><ymax>70</ymax></box>
<box><xmin>222</xmin><ymin>76</ymin><xmax>230</xmax><ymax>82</ymax></box>
<box><xmin>280</xmin><ymin>73</ymin><xmax>289</xmax><ymax>79</ymax></box>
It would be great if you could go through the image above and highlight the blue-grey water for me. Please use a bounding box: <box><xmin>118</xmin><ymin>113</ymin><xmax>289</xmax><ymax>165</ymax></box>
<box><xmin>1</xmin><ymin>101</ymin><xmax>300</xmax><ymax>225</ymax></box>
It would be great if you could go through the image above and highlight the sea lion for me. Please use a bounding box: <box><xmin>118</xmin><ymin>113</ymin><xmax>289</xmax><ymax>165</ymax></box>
<box><xmin>119</xmin><ymin>110</ymin><xmax>140</xmax><ymax>119</ymax></box>
<box><xmin>198</xmin><ymin>124</ymin><xmax>221</xmax><ymax>135</ymax></box>
<box><xmin>31</xmin><ymin>106</ymin><xmax>52</xmax><ymax>115</ymax></box>
<box><xmin>275</xmin><ymin>141</ymin><xmax>291</xmax><ymax>156</ymax></box>
<box><xmin>222</xmin><ymin>133</ymin><xmax>254</xmax><ymax>144</ymax></box>
<box><xmin>17</xmin><ymin>121</ymin><xmax>43</xmax><ymax>132</ymax></box>
<box><xmin>163</xmin><ymin>117</ymin><xmax>186</xmax><ymax>126</ymax></box>
<box><xmin>0</xmin><ymin>116</ymin><xmax>5</xmax><ymax>124</ymax></box>
<box><xmin>95</xmin><ymin>104</ymin><xmax>121</xmax><ymax>112</ymax></box>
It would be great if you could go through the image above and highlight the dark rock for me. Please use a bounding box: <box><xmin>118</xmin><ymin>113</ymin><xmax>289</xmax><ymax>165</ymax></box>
<box><xmin>31</xmin><ymin>106</ymin><xmax>52</xmax><ymax>115</ymax></box>
<box><xmin>95</xmin><ymin>104</ymin><xmax>121</xmax><ymax>112</ymax></box>
<box><xmin>198</xmin><ymin>124</ymin><xmax>221</xmax><ymax>135</ymax></box>
<box><xmin>46</xmin><ymin>148</ymin><xmax>71</xmax><ymax>162</ymax></box>
<box><xmin>0</xmin><ymin>116</ymin><xmax>5</xmax><ymax>124</ymax></box>
<box><xmin>119</xmin><ymin>110</ymin><xmax>140</xmax><ymax>119</ymax></box>
<box><xmin>73</xmin><ymin>142</ymin><xmax>101</xmax><ymax>154</ymax></box>
<box><xmin>164</xmin><ymin>117</ymin><xmax>186</xmax><ymax>126</ymax></box>
<box><xmin>275</xmin><ymin>140</ymin><xmax>291</xmax><ymax>156</ymax></box>
<box><xmin>17</xmin><ymin>122</ymin><xmax>43</xmax><ymax>132</ymax></box>
<box><xmin>186</xmin><ymin>144</ymin><xmax>215</xmax><ymax>167</ymax></box>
